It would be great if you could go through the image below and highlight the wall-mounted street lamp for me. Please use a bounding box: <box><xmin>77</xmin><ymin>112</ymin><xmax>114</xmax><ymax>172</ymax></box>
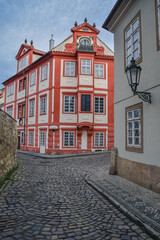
<box><xmin>125</xmin><ymin>58</ymin><xmax>152</xmax><ymax>103</ymax></box>
<box><xmin>19</xmin><ymin>117</ymin><xmax>23</xmax><ymax>125</ymax></box>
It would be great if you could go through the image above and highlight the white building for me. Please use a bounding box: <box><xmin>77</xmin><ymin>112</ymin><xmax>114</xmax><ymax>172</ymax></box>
<box><xmin>103</xmin><ymin>0</ymin><xmax>160</xmax><ymax>193</ymax></box>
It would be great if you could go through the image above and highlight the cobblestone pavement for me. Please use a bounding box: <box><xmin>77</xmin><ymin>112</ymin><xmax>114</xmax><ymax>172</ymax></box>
<box><xmin>0</xmin><ymin>153</ymin><xmax>153</xmax><ymax>240</ymax></box>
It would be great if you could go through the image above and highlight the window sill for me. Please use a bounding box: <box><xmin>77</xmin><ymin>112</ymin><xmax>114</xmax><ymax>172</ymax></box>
<box><xmin>126</xmin><ymin>146</ymin><xmax>143</xmax><ymax>153</ymax></box>
<box><xmin>41</xmin><ymin>78</ymin><xmax>47</xmax><ymax>82</ymax></box>
<box><xmin>40</xmin><ymin>113</ymin><xmax>46</xmax><ymax>115</ymax></box>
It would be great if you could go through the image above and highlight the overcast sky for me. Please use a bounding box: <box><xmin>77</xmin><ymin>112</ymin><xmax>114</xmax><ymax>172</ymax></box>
<box><xmin>0</xmin><ymin>0</ymin><xmax>116</xmax><ymax>89</ymax></box>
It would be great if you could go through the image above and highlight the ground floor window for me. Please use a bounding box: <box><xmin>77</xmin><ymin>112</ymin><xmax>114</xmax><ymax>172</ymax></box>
<box><xmin>126</xmin><ymin>103</ymin><xmax>143</xmax><ymax>152</ymax></box>
<box><xmin>63</xmin><ymin>131</ymin><xmax>74</xmax><ymax>147</ymax></box>
<box><xmin>94</xmin><ymin>132</ymin><xmax>104</xmax><ymax>147</ymax></box>
<box><xmin>40</xmin><ymin>132</ymin><xmax>45</xmax><ymax>146</ymax></box>
<box><xmin>20</xmin><ymin>131</ymin><xmax>24</xmax><ymax>144</ymax></box>
<box><xmin>29</xmin><ymin>132</ymin><xmax>34</xmax><ymax>145</ymax></box>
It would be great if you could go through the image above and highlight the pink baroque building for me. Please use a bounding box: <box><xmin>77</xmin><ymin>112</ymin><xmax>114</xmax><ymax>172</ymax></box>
<box><xmin>3</xmin><ymin>21</ymin><xmax>114</xmax><ymax>154</ymax></box>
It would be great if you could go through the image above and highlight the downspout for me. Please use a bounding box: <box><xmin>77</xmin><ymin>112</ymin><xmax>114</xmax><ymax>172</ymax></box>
<box><xmin>23</xmin><ymin>70</ymin><xmax>27</xmax><ymax>147</ymax></box>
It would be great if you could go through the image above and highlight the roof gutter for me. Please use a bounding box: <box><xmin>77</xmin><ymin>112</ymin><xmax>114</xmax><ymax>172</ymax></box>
<box><xmin>102</xmin><ymin>0</ymin><xmax>122</xmax><ymax>30</ymax></box>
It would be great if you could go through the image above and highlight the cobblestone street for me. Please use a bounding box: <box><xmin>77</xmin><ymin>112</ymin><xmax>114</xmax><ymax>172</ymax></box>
<box><xmin>0</xmin><ymin>153</ymin><xmax>153</xmax><ymax>240</ymax></box>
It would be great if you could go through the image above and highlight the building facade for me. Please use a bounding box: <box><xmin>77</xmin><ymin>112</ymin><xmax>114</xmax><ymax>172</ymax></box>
<box><xmin>0</xmin><ymin>88</ymin><xmax>5</xmax><ymax>110</ymax></box>
<box><xmin>103</xmin><ymin>0</ymin><xmax>160</xmax><ymax>193</ymax></box>
<box><xmin>3</xmin><ymin>22</ymin><xmax>114</xmax><ymax>154</ymax></box>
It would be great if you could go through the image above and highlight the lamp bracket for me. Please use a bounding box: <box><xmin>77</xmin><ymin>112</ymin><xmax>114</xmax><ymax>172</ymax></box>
<box><xmin>134</xmin><ymin>91</ymin><xmax>152</xmax><ymax>104</ymax></box>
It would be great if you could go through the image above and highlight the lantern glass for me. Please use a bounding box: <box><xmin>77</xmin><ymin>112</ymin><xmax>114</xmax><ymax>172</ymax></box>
<box><xmin>125</xmin><ymin>58</ymin><xmax>142</xmax><ymax>92</ymax></box>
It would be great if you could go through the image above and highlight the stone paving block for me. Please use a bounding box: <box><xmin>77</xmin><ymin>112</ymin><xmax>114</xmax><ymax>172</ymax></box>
<box><xmin>0</xmin><ymin>152</ymin><xmax>155</xmax><ymax>240</ymax></box>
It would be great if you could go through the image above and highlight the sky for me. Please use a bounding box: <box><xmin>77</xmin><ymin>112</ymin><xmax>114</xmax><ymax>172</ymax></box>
<box><xmin>0</xmin><ymin>0</ymin><xmax>116</xmax><ymax>89</ymax></box>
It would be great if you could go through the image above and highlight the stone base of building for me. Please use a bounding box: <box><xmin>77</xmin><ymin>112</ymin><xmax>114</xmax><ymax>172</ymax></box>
<box><xmin>117</xmin><ymin>157</ymin><xmax>160</xmax><ymax>194</ymax></box>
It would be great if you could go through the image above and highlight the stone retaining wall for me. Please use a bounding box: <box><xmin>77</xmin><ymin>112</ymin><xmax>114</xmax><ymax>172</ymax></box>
<box><xmin>0</xmin><ymin>110</ymin><xmax>17</xmax><ymax>184</ymax></box>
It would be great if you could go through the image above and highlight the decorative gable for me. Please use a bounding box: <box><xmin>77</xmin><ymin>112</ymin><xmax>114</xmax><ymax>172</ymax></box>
<box><xmin>16</xmin><ymin>43</ymin><xmax>34</xmax><ymax>60</ymax></box>
<box><xmin>71</xmin><ymin>23</ymin><xmax>99</xmax><ymax>34</ymax></box>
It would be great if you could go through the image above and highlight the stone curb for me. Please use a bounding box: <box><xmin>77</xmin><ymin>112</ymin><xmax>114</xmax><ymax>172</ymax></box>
<box><xmin>85</xmin><ymin>175</ymin><xmax>160</xmax><ymax>240</ymax></box>
<box><xmin>18</xmin><ymin>149</ymin><xmax>111</xmax><ymax>159</ymax></box>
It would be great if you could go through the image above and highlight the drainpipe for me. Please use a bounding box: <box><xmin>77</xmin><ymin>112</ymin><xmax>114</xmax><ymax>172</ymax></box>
<box><xmin>23</xmin><ymin>71</ymin><xmax>27</xmax><ymax>148</ymax></box>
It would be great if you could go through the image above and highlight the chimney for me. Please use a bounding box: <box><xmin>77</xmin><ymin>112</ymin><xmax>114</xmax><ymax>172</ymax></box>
<box><xmin>49</xmin><ymin>34</ymin><xmax>55</xmax><ymax>50</ymax></box>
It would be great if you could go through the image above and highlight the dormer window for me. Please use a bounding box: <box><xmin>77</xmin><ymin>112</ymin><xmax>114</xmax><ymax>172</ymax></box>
<box><xmin>19</xmin><ymin>56</ymin><xmax>29</xmax><ymax>71</ymax></box>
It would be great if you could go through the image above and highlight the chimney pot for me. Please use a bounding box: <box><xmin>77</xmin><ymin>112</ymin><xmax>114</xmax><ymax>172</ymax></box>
<box><xmin>49</xmin><ymin>34</ymin><xmax>55</xmax><ymax>50</ymax></box>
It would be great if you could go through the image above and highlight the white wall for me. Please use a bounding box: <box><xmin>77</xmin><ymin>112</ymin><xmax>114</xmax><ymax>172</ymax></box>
<box><xmin>114</xmin><ymin>0</ymin><xmax>160</xmax><ymax>166</ymax></box>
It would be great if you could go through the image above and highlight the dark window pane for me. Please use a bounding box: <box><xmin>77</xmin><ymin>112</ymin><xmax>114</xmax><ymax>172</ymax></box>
<box><xmin>81</xmin><ymin>94</ymin><xmax>90</xmax><ymax>111</ymax></box>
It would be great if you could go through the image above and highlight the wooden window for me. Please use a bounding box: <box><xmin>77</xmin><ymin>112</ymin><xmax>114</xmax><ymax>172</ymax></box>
<box><xmin>40</xmin><ymin>96</ymin><xmax>46</xmax><ymax>114</ymax></box>
<box><xmin>155</xmin><ymin>0</ymin><xmax>160</xmax><ymax>50</ymax></box>
<box><xmin>41</xmin><ymin>65</ymin><xmax>47</xmax><ymax>81</ymax></box>
<box><xmin>64</xmin><ymin>96</ymin><xmax>75</xmax><ymax>113</ymax></box>
<box><xmin>81</xmin><ymin>94</ymin><xmax>90</xmax><ymax>112</ymax></box>
<box><xmin>19</xmin><ymin>57</ymin><xmax>27</xmax><ymax>71</ymax></box>
<box><xmin>7</xmin><ymin>84</ymin><xmax>14</xmax><ymax>96</ymax></box>
<box><xmin>81</xmin><ymin>59</ymin><xmax>91</xmax><ymax>74</ymax></box>
<box><xmin>63</xmin><ymin>131</ymin><xmax>74</xmax><ymax>147</ymax></box>
<box><xmin>124</xmin><ymin>11</ymin><xmax>142</xmax><ymax>67</ymax></box>
<box><xmin>65</xmin><ymin>62</ymin><xmax>75</xmax><ymax>76</ymax></box>
<box><xmin>125</xmin><ymin>103</ymin><xmax>143</xmax><ymax>153</ymax></box>
<box><xmin>19</xmin><ymin>78</ymin><xmax>26</xmax><ymax>91</ymax></box>
<box><xmin>18</xmin><ymin>103</ymin><xmax>25</xmax><ymax>118</ymax></box>
<box><xmin>94</xmin><ymin>132</ymin><xmax>104</xmax><ymax>147</ymax></box>
<box><xmin>94</xmin><ymin>97</ymin><xmax>104</xmax><ymax>114</ymax></box>
<box><xmin>40</xmin><ymin>132</ymin><xmax>45</xmax><ymax>146</ymax></box>
<box><xmin>95</xmin><ymin>64</ymin><xmax>104</xmax><ymax>78</ymax></box>
<box><xmin>29</xmin><ymin>132</ymin><xmax>34</xmax><ymax>145</ymax></box>
<box><xmin>7</xmin><ymin>106</ymin><xmax>13</xmax><ymax>117</ymax></box>
<box><xmin>29</xmin><ymin>99</ymin><xmax>34</xmax><ymax>116</ymax></box>
<box><xmin>30</xmin><ymin>71</ymin><xmax>36</xmax><ymax>86</ymax></box>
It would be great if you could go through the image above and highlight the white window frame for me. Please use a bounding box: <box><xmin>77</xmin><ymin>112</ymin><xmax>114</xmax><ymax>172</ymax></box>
<box><xmin>40</xmin><ymin>132</ymin><xmax>45</xmax><ymax>146</ymax></box>
<box><xmin>125</xmin><ymin>13</ymin><xmax>141</xmax><ymax>66</ymax></box>
<box><xmin>64</xmin><ymin>96</ymin><xmax>75</xmax><ymax>113</ymax></box>
<box><xmin>41</xmin><ymin>65</ymin><xmax>47</xmax><ymax>81</ymax></box>
<box><xmin>29</xmin><ymin>132</ymin><xmax>34</xmax><ymax>145</ymax></box>
<box><xmin>94</xmin><ymin>64</ymin><xmax>104</xmax><ymax>78</ymax></box>
<box><xmin>94</xmin><ymin>132</ymin><xmax>104</xmax><ymax>147</ymax></box>
<box><xmin>19</xmin><ymin>57</ymin><xmax>27</xmax><ymax>71</ymax></box>
<box><xmin>81</xmin><ymin>59</ymin><xmax>91</xmax><ymax>74</ymax></box>
<box><xmin>29</xmin><ymin>100</ymin><xmax>34</xmax><ymax>116</ymax></box>
<box><xmin>127</xmin><ymin>108</ymin><xmax>141</xmax><ymax>148</ymax></box>
<box><xmin>94</xmin><ymin>97</ymin><xmax>104</xmax><ymax>114</ymax></box>
<box><xmin>40</xmin><ymin>97</ymin><xmax>46</xmax><ymax>114</ymax></box>
<box><xmin>7</xmin><ymin>84</ymin><xmax>14</xmax><ymax>96</ymax></box>
<box><xmin>30</xmin><ymin>71</ymin><xmax>36</xmax><ymax>86</ymax></box>
<box><xmin>63</xmin><ymin>131</ymin><xmax>75</xmax><ymax>147</ymax></box>
<box><xmin>65</xmin><ymin>62</ymin><xmax>75</xmax><ymax>76</ymax></box>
